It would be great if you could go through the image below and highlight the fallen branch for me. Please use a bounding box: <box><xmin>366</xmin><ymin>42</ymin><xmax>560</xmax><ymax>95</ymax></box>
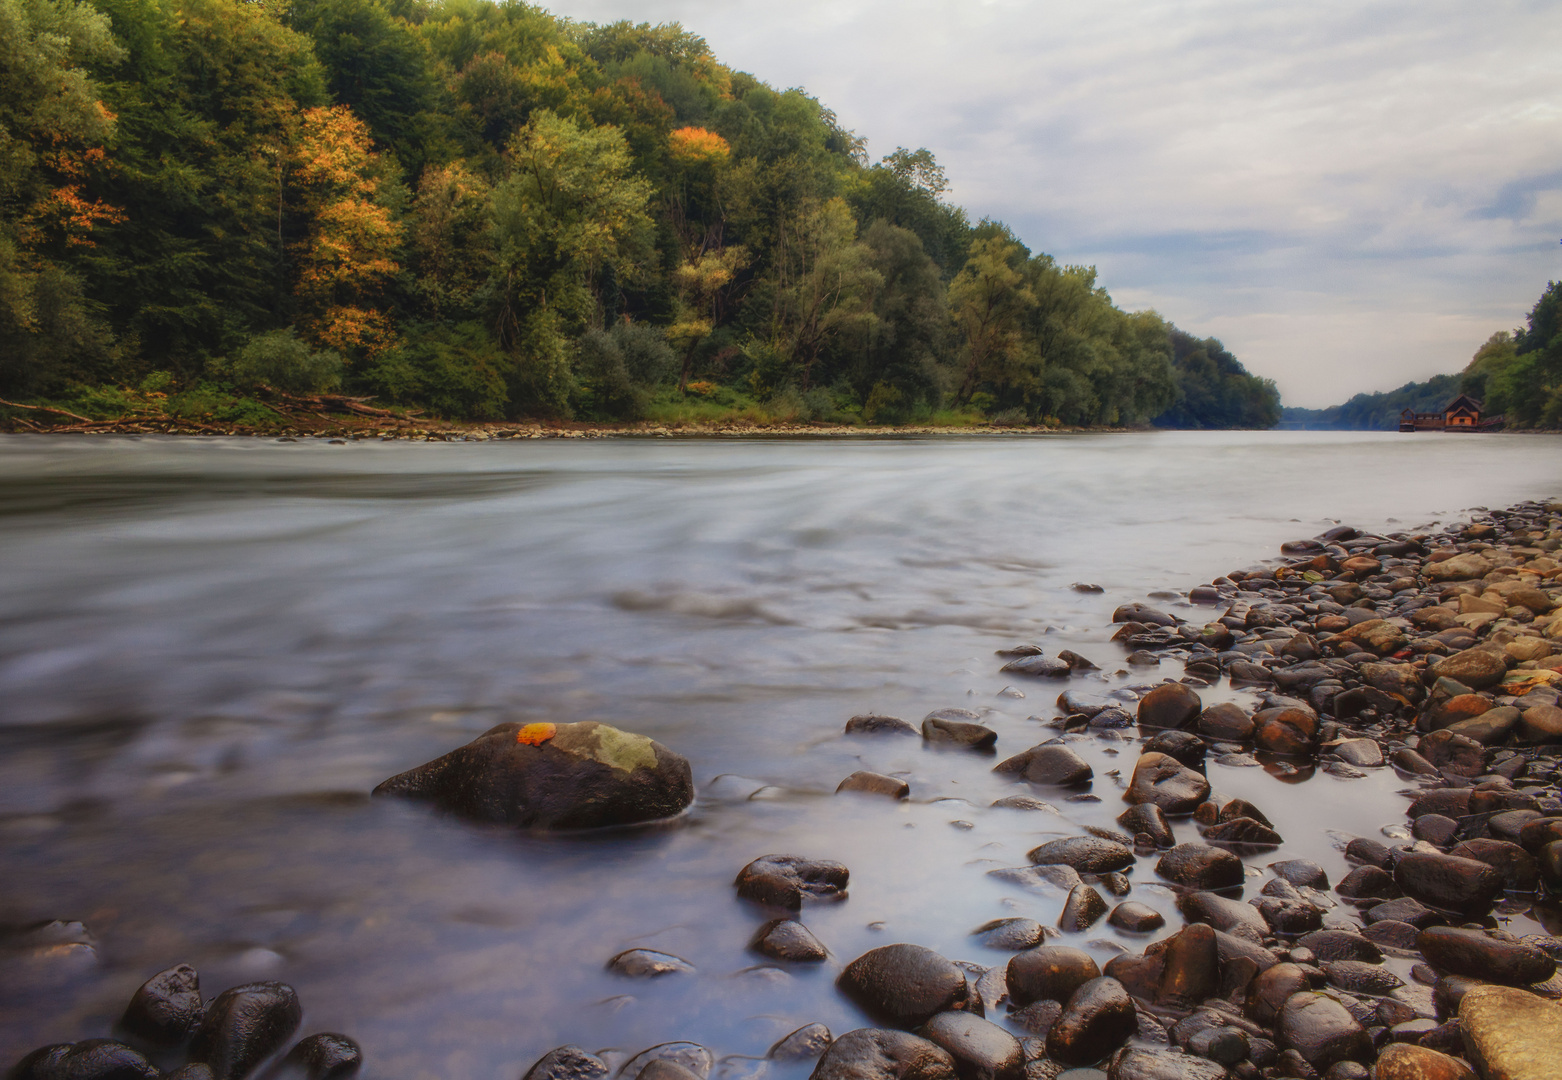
<box><xmin>0</xmin><ymin>397</ymin><xmax>98</xmax><ymax>424</ymax></box>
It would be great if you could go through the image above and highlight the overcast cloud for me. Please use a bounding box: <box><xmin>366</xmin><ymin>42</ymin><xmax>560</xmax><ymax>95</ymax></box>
<box><xmin>546</xmin><ymin>0</ymin><xmax>1562</xmax><ymax>406</ymax></box>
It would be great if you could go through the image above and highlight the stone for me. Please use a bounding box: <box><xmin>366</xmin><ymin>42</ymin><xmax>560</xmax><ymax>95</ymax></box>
<box><xmin>522</xmin><ymin>1046</ymin><xmax>610</xmax><ymax>1080</ymax></box>
<box><xmin>1520</xmin><ymin>704</ymin><xmax>1562</xmax><ymax>742</ymax></box>
<box><xmin>839</xmin><ymin>945</ymin><xmax>969</xmax><ymax>1028</ymax></box>
<box><xmin>1028</xmin><ymin>837</ymin><xmax>1135</xmax><ymax>874</ymax></box>
<box><xmin>736</xmin><ymin>855</ymin><xmax>849</xmax><ymax>909</ymax></box>
<box><xmin>1272</xmin><ymin>860</ymin><xmax>1330</xmax><ymax>889</ymax></box>
<box><xmin>1007</xmin><ymin>946</ymin><xmax>1101</xmax><ymax>1008</ymax></box>
<box><xmin>1416</xmin><ymin>927</ymin><xmax>1556</xmax><ymax>986</ymax></box>
<box><xmin>1392</xmin><ymin>853</ymin><xmax>1502</xmax><ymax>917</ymax></box>
<box><xmin>1046</xmin><ymin>978</ymin><xmax>1137</xmax><ymax>1067</ymax></box>
<box><xmin>1198</xmin><ymin>703</ymin><xmax>1254</xmax><ymax>741</ymax></box>
<box><xmin>1155</xmin><ymin>844</ymin><xmax>1243</xmax><ymax>890</ymax></box>
<box><xmin>847</xmin><ymin>716</ymin><xmax>918</xmax><ymax>737</ymax></box>
<box><xmin>1424</xmin><ymin>554</ymin><xmax>1492</xmax><ymax>582</ymax></box>
<box><xmin>1275</xmin><ymin>992</ymin><xmax>1371</xmax><ymax>1069</ymax></box>
<box><xmin>1104</xmin><ymin>1048</ymin><xmax>1229</xmax><ymax>1080</ymax></box>
<box><xmin>120</xmin><ymin>963</ymin><xmax>205</xmax><ymax>1048</ymax></box>
<box><xmin>1115</xmin><ymin>604</ymin><xmax>1178</xmax><ymax>627</ymax></box>
<box><xmin>923</xmin><ymin>717</ymin><xmax>998</xmax><ymax>750</ymax></box>
<box><xmin>1296</xmin><ymin>932</ymin><xmax>1382</xmax><ymax>964</ymax></box>
<box><xmin>994</xmin><ymin>744</ymin><xmax>1094</xmax><ymax>787</ymax></box>
<box><xmin>1337</xmin><ymin>619</ymin><xmax>1408</xmax><ymax>655</ymax></box>
<box><xmin>986</xmin><ymin>865</ymin><xmax>1084</xmax><ymax>897</ymax></box>
<box><xmin>971</xmin><ymin>918</ymin><xmax>1048</xmax><ymax>951</ymax></box>
<box><xmin>609</xmin><ymin>949</ymin><xmax>694</xmax><ymax>977</ymax></box>
<box><xmin>10</xmin><ymin>1041</ymin><xmax>161</xmax><ymax>1080</ymax></box>
<box><xmin>189</xmin><ymin>982</ymin><xmax>302</xmax><ymax>1080</ymax></box>
<box><xmin>1107</xmin><ymin>903</ymin><xmax>1164</xmax><ymax>933</ymax></box>
<box><xmin>1202</xmin><ymin>818</ymin><xmax>1282</xmax><ymax>849</ymax></box>
<box><xmin>1137</xmin><ymin>684</ymin><xmax>1202</xmax><ymax>729</ymax></box>
<box><xmin>1447</xmin><ymin>838</ymin><xmax>1539</xmax><ymax>892</ymax></box>
<box><xmin>1418</xmin><ymin>731</ymin><xmax>1486</xmax><ymax>778</ymax></box>
<box><xmin>1058</xmin><ymin>885</ymin><xmax>1109</xmax><ymax>932</ymax></box>
<box><xmin>282</xmin><ymin>1033</ymin><xmax>362</xmax><ymax>1080</ymax></box>
<box><xmin>1459</xmin><ymin>984</ymin><xmax>1562</xmax><ymax>1080</ymax></box>
<box><xmin>1253</xmin><ymin>708</ymin><xmax>1319</xmax><ymax>757</ymax></box>
<box><xmin>1332</xmin><ymin>740</ymin><xmax>1384</xmax><ymax>768</ymax></box>
<box><xmin>374</xmin><ymin>721</ymin><xmax>693</xmax><ymax>829</ymax></box>
<box><xmin>752</xmin><ymin>920</ymin><xmax>829</xmax><ymax>962</ymax></box>
<box><xmin>1246</xmin><ymin>964</ymin><xmax>1311</xmax><ymax>1025</ymax></box>
<box><xmin>1143</xmin><ymin>729</ymin><xmax>1207</xmax><ymax>769</ymax></box>
<box><xmin>639</xmin><ymin>1061</ymin><xmax>702</xmax><ymax>1080</ymax></box>
<box><xmin>838</xmin><ymin>771</ymin><xmax>912</xmax><ymax>799</ymax></box>
<box><xmin>1430</xmin><ymin>651</ymin><xmax>1509</xmax><ymax>691</ymax></box>
<box><xmin>619</xmin><ymin>1043</ymin><xmax>713</xmax><ymax>1080</ymax></box>
<box><xmin>1001</xmin><ymin>655</ymin><xmax>1073</xmax><ymax>678</ymax></box>
<box><xmin>1322</xmin><ymin>960</ymin><xmax>1402</xmax><ymax>996</ymax></box>
<box><xmin>1125</xmin><ymin>755</ymin><xmax>1210</xmax><ymax>815</ymax></box>
<box><xmin>771</xmin><ymin>1025</ymin><xmax>834</xmax><ymax>1062</ymax></box>
<box><xmin>1420</xmin><ymin>696</ymin><xmax>1493</xmax><ymax>733</ymax></box>
<box><xmin>1412</xmin><ymin>815</ymin><xmax>1460</xmax><ymax>846</ymax></box>
<box><xmin>1444</xmin><ymin>708</ymin><xmax>1520</xmax><ymax>745</ymax></box>
<box><xmin>809</xmin><ymin>1029</ymin><xmax>958</xmax><ymax>1080</ymax></box>
<box><xmin>1117</xmin><ymin>804</ymin><xmax>1175</xmax><ymax>847</ymax></box>
<box><xmin>1178</xmin><ymin>892</ymin><xmax>1267</xmax><ymax>942</ymax></box>
<box><xmin>1157</xmin><ymin>924</ymin><xmax>1219</xmax><ymax>1008</ymax></box>
<box><xmin>1371</xmin><ymin>1044</ymin><xmax>1475</xmax><ymax>1080</ymax></box>
<box><xmin>916</xmin><ymin>1012</ymin><xmax>1023</xmax><ymax>1080</ymax></box>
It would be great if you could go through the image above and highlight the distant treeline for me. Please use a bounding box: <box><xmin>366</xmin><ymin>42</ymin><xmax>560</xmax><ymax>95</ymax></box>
<box><xmin>1285</xmin><ymin>281</ymin><xmax>1562</xmax><ymax>431</ymax></box>
<box><xmin>0</xmin><ymin>0</ymin><xmax>1280</xmax><ymax>429</ymax></box>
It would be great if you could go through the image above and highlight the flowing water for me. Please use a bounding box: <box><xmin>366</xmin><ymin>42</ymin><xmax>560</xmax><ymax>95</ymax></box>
<box><xmin>1</xmin><ymin>430</ymin><xmax>1560</xmax><ymax>1078</ymax></box>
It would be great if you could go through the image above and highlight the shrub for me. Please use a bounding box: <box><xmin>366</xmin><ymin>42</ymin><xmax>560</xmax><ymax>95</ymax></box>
<box><xmin>224</xmin><ymin>329</ymin><xmax>344</xmax><ymax>394</ymax></box>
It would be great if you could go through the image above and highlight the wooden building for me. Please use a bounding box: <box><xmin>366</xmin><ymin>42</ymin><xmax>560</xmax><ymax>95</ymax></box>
<box><xmin>1398</xmin><ymin>394</ymin><xmax>1505</xmax><ymax>432</ymax></box>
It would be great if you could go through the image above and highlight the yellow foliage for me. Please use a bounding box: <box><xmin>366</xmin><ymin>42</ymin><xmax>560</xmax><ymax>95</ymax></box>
<box><xmin>667</xmin><ymin>126</ymin><xmax>730</xmax><ymax>168</ymax></box>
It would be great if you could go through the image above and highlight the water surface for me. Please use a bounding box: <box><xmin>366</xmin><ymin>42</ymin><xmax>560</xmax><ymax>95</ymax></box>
<box><xmin>1</xmin><ymin>431</ymin><xmax>1559</xmax><ymax>1078</ymax></box>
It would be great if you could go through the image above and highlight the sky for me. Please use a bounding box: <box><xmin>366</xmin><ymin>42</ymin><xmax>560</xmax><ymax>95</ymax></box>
<box><xmin>544</xmin><ymin>0</ymin><xmax>1562</xmax><ymax>407</ymax></box>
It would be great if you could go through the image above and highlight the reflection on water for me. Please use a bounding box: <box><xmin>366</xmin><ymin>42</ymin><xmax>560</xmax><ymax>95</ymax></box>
<box><xmin>1</xmin><ymin>431</ymin><xmax>1560</xmax><ymax>1078</ymax></box>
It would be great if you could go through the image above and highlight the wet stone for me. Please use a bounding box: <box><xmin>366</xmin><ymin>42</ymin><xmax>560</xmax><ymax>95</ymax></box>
<box><xmin>1411</xmin><ymin>815</ymin><xmax>1460</xmax><ymax>846</ymax></box>
<box><xmin>189</xmin><ymin>981</ymin><xmax>302</xmax><ymax>1080</ymax></box>
<box><xmin>1103</xmin><ymin>1048</ymin><xmax>1229</xmax><ymax>1080</ymax></box>
<box><xmin>736</xmin><ymin>855</ymin><xmax>850</xmax><ymax>910</ymax></box>
<box><xmin>1006</xmin><ymin>946</ymin><xmax>1101</xmax><ymax>1008</ymax></box>
<box><xmin>620</xmin><ymin>1043</ymin><xmax>714</xmax><ymax>1080</ymax></box>
<box><xmin>838</xmin><ymin>771</ymin><xmax>911</xmax><ymax>799</ymax></box>
<box><xmin>1057</xmin><ymin>885</ymin><xmax>1109</xmax><ymax>932</ymax></box>
<box><xmin>1197</xmin><ymin>703</ymin><xmax>1253</xmax><ymax>742</ymax></box>
<box><xmin>1046</xmin><ymin>978</ymin><xmax>1137</xmax><ymax>1067</ymax></box>
<box><xmin>1117</xmin><ymin>804</ymin><xmax>1174</xmax><ymax>848</ymax></box>
<box><xmin>1365</xmin><ymin>898</ymin><xmax>1441</xmax><ymax>929</ymax></box>
<box><xmin>971</xmin><ymin>919</ymin><xmax>1049</xmax><ymax>951</ymax></box>
<box><xmin>770</xmin><ymin>1024</ymin><xmax>833</xmax><ymax>1062</ymax></box>
<box><xmin>523</xmin><ymin>1046</ymin><xmax>611</xmax><ymax>1080</ymax></box>
<box><xmin>1157</xmin><ymin>924</ymin><xmax>1219</xmax><ymax>1008</ymax></box>
<box><xmin>1202</xmin><ymin>817</ymin><xmax>1282</xmax><ymax>849</ymax></box>
<box><xmin>839</xmin><ymin>945</ymin><xmax>969</xmax><ymax>1028</ymax></box>
<box><xmin>1141</xmin><ymin>730</ymin><xmax>1207</xmax><ymax>769</ymax></box>
<box><xmin>1360</xmin><ymin>921</ymin><xmax>1422</xmax><ymax>952</ymax></box>
<box><xmin>808</xmin><ymin>1028</ymin><xmax>957</xmax><ymax>1080</ymax></box>
<box><xmin>1371</xmin><ymin>1044</ymin><xmax>1475</xmax><ymax>1080</ymax></box>
<box><xmin>609</xmin><ymin>950</ymin><xmax>695</xmax><ymax>977</ymax></box>
<box><xmin>994</xmin><ymin>744</ymin><xmax>1094</xmax><ymax>787</ymax></box>
<box><xmin>1296</xmin><ymin>932</ymin><xmax>1382</xmax><ymax>964</ymax></box>
<box><xmin>1125</xmin><ymin>755</ymin><xmax>1211</xmax><ymax>815</ymax></box>
<box><xmin>847</xmin><ymin>716</ymin><xmax>918</xmax><ymax>737</ymax></box>
<box><xmin>1272</xmin><ymin>860</ymin><xmax>1330</xmax><ymax>889</ymax></box>
<box><xmin>1392</xmin><ymin>852</ymin><xmax>1502</xmax><ymax>917</ymax></box>
<box><xmin>1246</xmin><ymin>964</ymin><xmax>1311</xmax><ymax>1025</ymax></box>
<box><xmin>1322</xmin><ymin>960</ymin><xmax>1403</xmax><ymax>996</ymax></box>
<box><xmin>372</xmin><ymin>721</ymin><xmax>694</xmax><ymax>829</ymax></box>
<box><xmin>120</xmin><ymin>963</ymin><xmax>205</xmax><ymax>1048</ymax></box>
<box><xmin>1107</xmin><ymin>903</ymin><xmax>1163</xmax><ymax>933</ymax></box>
<box><xmin>917</xmin><ymin>1012</ymin><xmax>1024</xmax><ymax>1080</ymax></box>
<box><xmin>638</xmin><ymin>1062</ymin><xmax>702</xmax><ymax>1080</ymax></box>
<box><xmin>1416</xmin><ymin>926</ymin><xmax>1556</xmax><ymax>986</ymax></box>
<box><xmin>923</xmin><ymin>717</ymin><xmax>998</xmax><ymax>750</ymax></box>
<box><xmin>1458</xmin><ymin>984</ymin><xmax>1562</xmax><ymax>1080</ymax></box>
<box><xmin>987</xmin><ymin>865</ymin><xmax>1084</xmax><ymax>897</ymax></box>
<box><xmin>1028</xmin><ymin>837</ymin><xmax>1135</xmax><ymax>874</ymax></box>
<box><xmin>1136</xmin><ymin>684</ymin><xmax>1202</xmax><ymax>730</ymax></box>
<box><xmin>1155</xmin><ymin>844</ymin><xmax>1243</xmax><ymax>891</ymax></box>
<box><xmin>281</xmin><ymin>1033</ymin><xmax>362</xmax><ymax>1080</ymax></box>
<box><xmin>1275</xmin><ymin>992</ymin><xmax>1371</xmax><ymax>1070</ymax></box>
<box><xmin>752</xmin><ymin>920</ymin><xmax>828</xmax><ymax>962</ymax></box>
<box><xmin>11</xmin><ymin>1040</ymin><xmax>161</xmax><ymax>1080</ymax></box>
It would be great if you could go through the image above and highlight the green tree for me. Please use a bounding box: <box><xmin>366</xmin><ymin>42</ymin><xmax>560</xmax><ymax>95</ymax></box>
<box><xmin>948</xmin><ymin>233</ymin><xmax>1034</xmax><ymax>404</ymax></box>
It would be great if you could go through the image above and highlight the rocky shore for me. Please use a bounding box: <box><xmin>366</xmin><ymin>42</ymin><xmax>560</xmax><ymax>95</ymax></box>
<box><xmin>13</xmin><ymin>497</ymin><xmax>1562</xmax><ymax>1080</ymax></box>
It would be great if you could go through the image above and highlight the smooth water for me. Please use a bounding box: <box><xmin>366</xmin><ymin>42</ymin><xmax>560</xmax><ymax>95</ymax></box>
<box><xmin>1</xmin><ymin>430</ymin><xmax>1559</xmax><ymax>1078</ymax></box>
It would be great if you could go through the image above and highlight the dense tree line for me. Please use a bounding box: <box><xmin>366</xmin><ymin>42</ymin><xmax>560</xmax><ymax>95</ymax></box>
<box><xmin>0</xmin><ymin>0</ymin><xmax>1279</xmax><ymax>428</ymax></box>
<box><xmin>1283</xmin><ymin>280</ymin><xmax>1562</xmax><ymax>431</ymax></box>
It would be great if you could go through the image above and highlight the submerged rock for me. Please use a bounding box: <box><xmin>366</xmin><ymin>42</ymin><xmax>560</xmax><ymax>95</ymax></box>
<box><xmin>11</xmin><ymin>1040</ymin><xmax>161</xmax><ymax>1080</ymax></box>
<box><xmin>120</xmin><ymin>963</ymin><xmax>205</xmax><ymax>1048</ymax></box>
<box><xmin>522</xmin><ymin>1045</ymin><xmax>611</xmax><ymax>1080</ymax></box>
<box><xmin>1155</xmin><ymin>844</ymin><xmax>1243</xmax><ymax>891</ymax></box>
<box><xmin>1124</xmin><ymin>755</ymin><xmax>1210</xmax><ymax>814</ymax></box>
<box><xmin>752</xmin><ymin>920</ymin><xmax>829</xmax><ymax>962</ymax></box>
<box><xmin>809</xmin><ymin>1029</ymin><xmax>956</xmax><ymax>1080</ymax></box>
<box><xmin>736</xmin><ymin>855</ymin><xmax>850</xmax><ymax>910</ymax></box>
<box><xmin>1027</xmin><ymin>836</ymin><xmax>1135</xmax><ymax>874</ymax></box>
<box><xmin>993</xmin><ymin>744</ymin><xmax>1093</xmax><ymax>787</ymax></box>
<box><xmin>373</xmin><ymin>721</ymin><xmax>694</xmax><ymax>829</ymax></box>
<box><xmin>837</xmin><ymin>771</ymin><xmax>911</xmax><ymax>799</ymax></box>
<box><xmin>282</xmin><ymin>1033</ymin><xmax>363</xmax><ymax>1080</ymax></box>
<box><xmin>608</xmin><ymin>950</ymin><xmax>695</xmax><ymax>977</ymax></box>
<box><xmin>771</xmin><ymin>1025</ymin><xmax>833</xmax><ymax>1062</ymax></box>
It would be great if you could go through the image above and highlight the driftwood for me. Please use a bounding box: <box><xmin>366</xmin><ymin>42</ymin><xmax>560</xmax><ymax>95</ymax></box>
<box><xmin>256</xmin><ymin>385</ymin><xmax>421</xmax><ymax>421</ymax></box>
<box><xmin>0</xmin><ymin>397</ymin><xmax>97</xmax><ymax>424</ymax></box>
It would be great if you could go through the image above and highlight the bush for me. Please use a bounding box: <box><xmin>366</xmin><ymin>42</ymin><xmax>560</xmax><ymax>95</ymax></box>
<box><xmin>576</xmin><ymin>321</ymin><xmax>676</xmax><ymax>420</ymax></box>
<box><xmin>223</xmin><ymin>329</ymin><xmax>343</xmax><ymax>394</ymax></box>
<box><xmin>361</xmin><ymin>322</ymin><xmax>508</xmax><ymax>419</ymax></box>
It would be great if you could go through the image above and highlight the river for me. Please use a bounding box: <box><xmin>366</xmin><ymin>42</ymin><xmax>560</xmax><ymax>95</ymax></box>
<box><xmin>1</xmin><ymin>430</ymin><xmax>1559</xmax><ymax>1078</ymax></box>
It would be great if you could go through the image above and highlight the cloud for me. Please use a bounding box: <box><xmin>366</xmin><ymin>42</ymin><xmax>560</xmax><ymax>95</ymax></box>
<box><xmin>548</xmin><ymin>0</ymin><xmax>1562</xmax><ymax>406</ymax></box>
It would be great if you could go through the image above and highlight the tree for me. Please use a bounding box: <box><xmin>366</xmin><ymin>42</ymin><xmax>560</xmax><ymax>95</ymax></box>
<box><xmin>948</xmin><ymin>234</ymin><xmax>1034</xmax><ymax>404</ymax></box>
<box><xmin>407</xmin><ymin>161</ymin><xmax>491</xmax><ymax>319</ymax></box>
<box><xmin>767</xmin><ymin>197</ymin><xmax>879</xmax><ymax>392</ymax></box>
<box><xmin>291</xmin><ymin>104</ymin><xmax>403</xmax><ymax>359</ymax></box>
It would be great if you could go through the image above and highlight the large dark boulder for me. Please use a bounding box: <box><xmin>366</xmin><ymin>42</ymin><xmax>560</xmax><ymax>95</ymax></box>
<box><xmin>1125</xmin><ymin>754</ymin><xmax>1209</xmax><ymax>815</ymax></box>
<box><xmin>839</xmin><ymin>945</ymin><xmax>968</xmax><ymax>1028</ymax></box>
<box><xmin>1416</xmin><ymin>927</ymin><xmax>1556</xmax><ymax>986</ymax></box>
<box><xmin>1005</xmin><ymin>946</ymin><xmax>1099</xmax><ymax>1008</ymax></box>
<box><xmin>10</xmin><ymin>1040</ymin><xmax>161</xmax><ymax>1080</ymax></box>
<box><xmin>1137</xmin><ymin>684</ymin><xmax>1202</xmax><ymax>730</ymax></box>
<box><xmin>1392</xmin><ymin>852</ymin><xmax>1502</xmax><ymax>917</ymax></box>
<box><xmin>188</xmin><ymin>982</ymin><xmax>302</xmax><ymax>1080</ymax></box>
<box><xmin>809</xmin><ymin>1029</ymin><xmax>957</xmax><ymax>1080</ymax></box>
<box><xmin>1274</xmin><ymin>991</ymin><xmax>1370</xmax><ymax>1069</ymax></box>
<box><xmin>736</xmin><ymin>855</ymin><xmax>850</xmax><ymax>910</ymax></box>
<box><xmin>373</xmin><ymin>721</ymin><xmax>693</xmax><ymax>829</ymax></box>
<box><xmin>1045</xmin><ymin>977</ymin><xmax>1136</xmax><ymax>1066</ymax></box>
<box><xmin>915</xmin><ymin>1012</ymin><xmax>1022</xmax><ymax>1080</ymax></box>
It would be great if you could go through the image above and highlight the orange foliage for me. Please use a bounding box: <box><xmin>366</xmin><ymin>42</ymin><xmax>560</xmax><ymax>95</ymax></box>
<box><xmin>667</xmin><ymin>126</ymin><xmax>730</xmax><ymax>168</ymax></box>
<box><xmin>291</xmin><ymin>106</ymin><xmax>402</xmax><ymax>358</ymax></box>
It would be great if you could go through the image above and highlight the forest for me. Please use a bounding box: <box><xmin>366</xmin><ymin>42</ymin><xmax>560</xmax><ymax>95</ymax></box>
<box><xmin>0</xmin><ymin>0</ymin><xmax>1281</xmax><ymax>430</ymax></box>
<box><xmin>1283</xmin><ymin>281</ymin><xmax>1562</xmax><ymax>431</ymax></box>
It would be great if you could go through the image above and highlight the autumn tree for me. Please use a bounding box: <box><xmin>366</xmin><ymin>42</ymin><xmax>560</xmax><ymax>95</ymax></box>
<box><xmin>291</xmin><ymin>104</ymin><xmax>403</xmax><ymax>360</ymax></box>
